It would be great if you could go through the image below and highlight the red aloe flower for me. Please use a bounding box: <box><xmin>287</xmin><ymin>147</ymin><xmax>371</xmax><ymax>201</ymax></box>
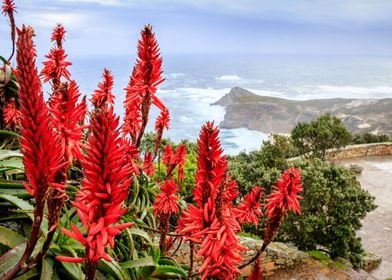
<box><xmin>264</xmin><ymin>167</ymin><xmax>303</xmax><ymax>246</ymax></box>
<box><xmin>3</xmin><ymin>97</ymin><xmax>20</xmax><ymax>130</ymax></box>
<box><xmin>249</xmin><ymin>258</ymin><xmax>262</xmax><ymax>280</ymax></box>
<box><xmin>91</xmin><ymin>68</ymin><xmax>114</xmax><ymax>108</ymax></box>
<box><xmin>57</xmin><ymin>103</ymin><xmax>134</xmax><ymax>280</ymax></box>
<box><xmin>41</xmin><ymin>47</ymin><xmax>71</xmax><ymax>90</ymax></box>
<box><xmin>123</xmin><ymin>25</ymin><xmax>165</xmax><ymax>147</ymax></box>
<box><xmin>123</xmin><ymin>65</ymin><xmax>142</xmax><ymax>144</ymax></box>
<box><xmin>154</xmin><ymin>108</ymin><xmax>170</xmax><ymax>152</ymax></box>
<box><xmin>51</xmin><ymin>23</ymin><xmax>65</xmax><ymax>48</ymax></box>
<box><xmin>3</xmin><ymin>26</ymin><xmax>66</xmax><ymax>280</ymax></box>
<box><xmin>120</xmin><ymin>137</ymin><xmax>141</xmax><ymax>175</ymax></box>
<box><xmin>154</xmin><ymin>179</ymin><xmax>180</xmax><ymax>215</ymax></box>
<box><xmin>143</xmin><ymin>152</ymin><xmax>155</xmax><ymax>177</ymax></box>
<box><xmin>235</xmin><ymin>186</ymin><xmax>264</xmax><ymax>227</ymax></box>
<box><xmin>154</xmin><ymin>179</ymin><xmax>180</xmax><ymax>252</ymax></box>
<box><xmin>1</xmin><ymin>0</ymin><xmax>15</xmax><ymax>14</ymax></box>
<box><xmin>162</xmin><ymin>144</ymin><xmax>187</xmax><ymax>179</ymax></box>
<box><xmin>49</xmin><ymin>81</ymin><xmax>87</xmax><ymax>164</ymax></box>
<box><xmin>177</xmin><ymin>122</ymin><xmax>244</xmax><ymax>280</ymax></box>
<box><xmin>16</xmin><ymin>25</ymin><xmax>65</xmax><ymax>206</ymax></box>
<box><xmin>266</xmin><ymin>167</ymin><xmax>303</xmax><ymax>218</ymax></box>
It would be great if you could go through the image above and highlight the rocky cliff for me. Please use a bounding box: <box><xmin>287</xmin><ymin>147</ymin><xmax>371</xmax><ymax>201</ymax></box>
<box><xmin>213</xmin><ymin>87</ymin><xmax>392</xmax><ymax>135</ymax></box>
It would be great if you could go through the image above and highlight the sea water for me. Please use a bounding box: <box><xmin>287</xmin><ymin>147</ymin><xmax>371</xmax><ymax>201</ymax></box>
<box><xmin>63</xmin><ymin>54</ymin><xmax>392</xmax><ymax>155</ymax></box>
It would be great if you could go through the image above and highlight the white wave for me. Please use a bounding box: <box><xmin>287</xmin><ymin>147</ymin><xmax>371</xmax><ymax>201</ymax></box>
<box><xmin>216</xmin><ymin>75</ymin><xmax>243</xmax><ymax>81</ymax></box>
<box><xmin>293</xmin><ymin>85</ymin><xmax>392</xmax><ymax>100</ymax></box>
<box><xmin>159</xmin><ymin>87</ymin><xmax>230</xmax><ymax>102</ymax></box>
<box><xmin>221</xmin><ymin>128</ymin><xmax>268</xmax><ymax>155</ymax></box>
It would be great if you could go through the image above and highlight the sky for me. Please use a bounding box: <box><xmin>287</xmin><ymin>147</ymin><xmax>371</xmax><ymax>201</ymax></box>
<box><xmin>1</xmin><ymin>0</ymin><xmax>392</xmax><ymax>57</ymax></box>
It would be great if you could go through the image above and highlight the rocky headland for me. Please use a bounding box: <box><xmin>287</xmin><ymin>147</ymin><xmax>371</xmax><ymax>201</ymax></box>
<box><xmin>213</xmin><ymin>87</ymin><xmax>392</xmax><ymax>135</ymax></box>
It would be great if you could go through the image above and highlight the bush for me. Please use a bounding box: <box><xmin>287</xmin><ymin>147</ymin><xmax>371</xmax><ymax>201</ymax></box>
<box><xmin>291</xmin><ymin>114</ymin><xmax>352</xmax><ymax>160</ymax></box>
<box><xmin>352</xmin><ymin>133</ymin><xmax>391</xmax><ymax>144</ymax></box>
<box><xmin>279</xmin><ymin>159</ymin><xmax>376</xmax><ymax>267</ymax></box>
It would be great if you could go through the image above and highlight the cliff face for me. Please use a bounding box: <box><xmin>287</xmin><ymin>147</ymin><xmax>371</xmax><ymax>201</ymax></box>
<box><xmin>213</xmin><ymin>87</ymin><xmax>392</xmax><ymax>135</ymax></box>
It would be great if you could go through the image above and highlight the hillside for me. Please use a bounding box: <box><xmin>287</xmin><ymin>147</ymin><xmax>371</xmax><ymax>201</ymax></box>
<box><xmin>213</xmin><ymin>87</ymin><xmax>392</xmax><ymax>135</ymax></box>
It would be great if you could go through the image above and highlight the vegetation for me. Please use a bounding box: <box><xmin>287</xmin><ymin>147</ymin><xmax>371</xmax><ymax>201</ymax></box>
<box><xmin>228</xmin><ymin>118</ymin><xmax>377</xmax><ymax>268</ymax></box>
<box><xmin>291</xmin><ymin>113</ymin><xmax>352</xmax><ymax>160</ymax></box>
<box><xmin>352</xmin><ymin>132</ymin><xmax>391</xmax><ymax>144</ymax></box>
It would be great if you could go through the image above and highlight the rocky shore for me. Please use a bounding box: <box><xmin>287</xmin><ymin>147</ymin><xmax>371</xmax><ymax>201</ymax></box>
<box><xmin>213</xmin><ymin>87</ymin><xmax>392</xmax><ymax>135</ymax></box>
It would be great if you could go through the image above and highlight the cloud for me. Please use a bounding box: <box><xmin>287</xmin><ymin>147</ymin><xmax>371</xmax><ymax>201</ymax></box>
<box><xmin>121</xmin><ymin>0</ymin><xmax>392</xmax><ymax>26</ymax></box>
<box><xmin>24</xmin><ymin>12</ymin><xmax>90</xmax><ymax>28</ymax></box>
<box><xmin>60</xmin><ymin>0</ymin><xmax>122</xmax><ymax>6</ymax></box>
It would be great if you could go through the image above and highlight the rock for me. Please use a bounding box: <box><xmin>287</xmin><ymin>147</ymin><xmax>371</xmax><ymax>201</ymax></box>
<box><xmin>350</xmin><ymin>164</ymin><xmax>364</xmax><ymax>174</ymax></box>
<box><xmin>240</xmin><ymin>236</ymin><xmax>258</xmax><ymax>250</ymax></box>
<box><xmin>362</xmin><ymin>252</ymin><xmax>382</xmax><ymax>272</ymax></box>
<box><xmin>298</xmin><ymin>251</ymin><xmax>310</xmax><ymax>260</ymax></box>
<box><xmin>213</xmin><ymin>87</ymin><xmax>392</xmax><ymax>136</ymax></box>
<box><xmin>262</xmin><ymin>261</ymin><xmax>276</xmax><ymax>271</ymax></box>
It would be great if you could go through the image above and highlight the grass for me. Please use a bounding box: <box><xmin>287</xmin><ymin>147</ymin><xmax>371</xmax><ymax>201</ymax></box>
<box><xmin>308</xmin><ymin>250</ymin><xmax>348</xmax><ymax>270</ymax></box>
<box><xmin>237</xmin><ymin>232</ymin><xmax>261</xmax><ymax>240</ymax></box>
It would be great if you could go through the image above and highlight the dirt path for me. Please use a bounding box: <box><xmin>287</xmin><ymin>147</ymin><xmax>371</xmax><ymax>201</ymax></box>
<box><xmin>337</xmin><ymin>156</ymin><xmax>392</xmax><ymax>280</ymax></box>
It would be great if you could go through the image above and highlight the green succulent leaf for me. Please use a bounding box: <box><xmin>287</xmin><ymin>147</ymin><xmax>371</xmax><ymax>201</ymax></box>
<box><xmin>120</xmin><ymin>256</ymin><xmax>155</xmax><ymax>269</ymax></box>
<box><xmin>151</xmin><ymin>264</ymin><xmax>187</xmax><ymax>278</ymax></box>
<box><xmin>0</xmin><ymin>226</ymin><xmax>26</xmax><ymax>248</ymax></box>
<box><xmin>98</xmin><ymin>259</ymin><xmax>130</xmax><ymax>280</ymax></box>
<box><xmin>0</xmin><ymin>243</ymin><xmax>26</xmax><ymax>277</ymax></box>
<box><xmin>40</xmin><ymin>257</ymin><xmax>54</xmax><ymax>280</ymax></box>
<box><xmin>14</xmin><ymin>267</ymin><xmax>39</xmax><ymax>280</ymax></box>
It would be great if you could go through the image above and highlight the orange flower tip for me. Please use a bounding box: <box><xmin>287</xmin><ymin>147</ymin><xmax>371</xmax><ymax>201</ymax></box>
<box><xmin>23</xmin><ymin>182</ymin><xmax>35</xmax><ymax>196</ymax></box>
<box><xmin>113</xmin><ymin>222</ymin><xmax>134</xmax><ymax>231</ymax></box>
<box><xmin>55</xmin><ymin>256</ymin><xmax>83</xmax><ymax>263</ymax></box>
<box><xmin>51</xmin><ymin>182</ymin><xmax>66</xmax><ymax>190</ymax></box>
<box><xmin>152</xmin><ymin>95</ymin><xmax>165</xmax><ymax>111</ymax></box>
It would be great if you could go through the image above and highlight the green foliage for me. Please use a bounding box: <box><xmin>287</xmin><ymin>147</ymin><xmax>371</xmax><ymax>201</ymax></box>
<box><xmin>257</xmin><ymin>134</ymin><xmax>298</xmax><ymax>170</ymax></box>
<box><xmin>279</xmin><ymin>159</ymin><xmax>376</xmax><ymax>267</ymax></box>
<box><xmin>228</xmin><ymin>150</ymin><xmax>283</xmax><ymax>196</ymax></box>
<box><xmin>291</xmin><ymin>113</ymin><xmax>352</xmax><ymax>160</ymax></box>
<box><xmin>139</xmin><ymin>132</ymin><xmax>174</xmax><ymax>154</ymax></box>
<box><xmin>352</xmin><ymin>133</ymin><xmax>391</xmax><ymax>144</ymax></box>
<box><xmin>177</xmin><ymin>139</ymin><xmax>197</xmax><ymax>200</ymax></box>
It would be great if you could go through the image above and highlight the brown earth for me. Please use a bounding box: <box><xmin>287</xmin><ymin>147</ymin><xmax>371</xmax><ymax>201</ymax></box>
<box><xmin>265</xmin><ymin>259</ymin><xmax>375</xmax><ymax>280</ymax></box>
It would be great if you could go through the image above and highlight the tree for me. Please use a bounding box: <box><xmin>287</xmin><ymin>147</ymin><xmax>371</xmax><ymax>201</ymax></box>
<box><xmin>291</xmin><ymin>113</ymin><xmax>352</xmax><ymax>160</ymax></box>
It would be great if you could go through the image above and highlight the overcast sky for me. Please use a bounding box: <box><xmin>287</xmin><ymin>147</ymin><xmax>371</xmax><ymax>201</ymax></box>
<box><xmin>1</xmin><ymin>0</ymin><xmax>392</xmax><ymax>57</ymax></box>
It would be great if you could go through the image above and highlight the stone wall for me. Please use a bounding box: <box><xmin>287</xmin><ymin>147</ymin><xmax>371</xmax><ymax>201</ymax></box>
<box><xmin>170</xmin><ymin>237</ymin><xmax>309</xmax><ymax>278</ymax></box>
<box><xmin>326</xmin><ymin>142</ymin><xmax>392</xmax><ymax>161</ymax></box>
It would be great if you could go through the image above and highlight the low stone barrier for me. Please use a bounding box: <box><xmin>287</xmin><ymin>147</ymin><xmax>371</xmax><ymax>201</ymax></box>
<box><xmin>326</xmin><ymin>142</ymin><xmax>392</xmax><ymax>161</ymax></box>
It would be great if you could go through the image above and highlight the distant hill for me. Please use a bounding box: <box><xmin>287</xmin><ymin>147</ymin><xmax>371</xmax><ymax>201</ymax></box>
<box><xmin>213</xmin><ymin>87</ymin><xmax>392</xmax><ymax>135</ymax></box>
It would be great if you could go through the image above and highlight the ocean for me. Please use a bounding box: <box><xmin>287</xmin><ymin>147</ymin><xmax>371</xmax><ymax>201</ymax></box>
<box><xmin>65</xmin><ymin>54</ymin><xmax>392</xmax><ymax>155</ymax></box>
